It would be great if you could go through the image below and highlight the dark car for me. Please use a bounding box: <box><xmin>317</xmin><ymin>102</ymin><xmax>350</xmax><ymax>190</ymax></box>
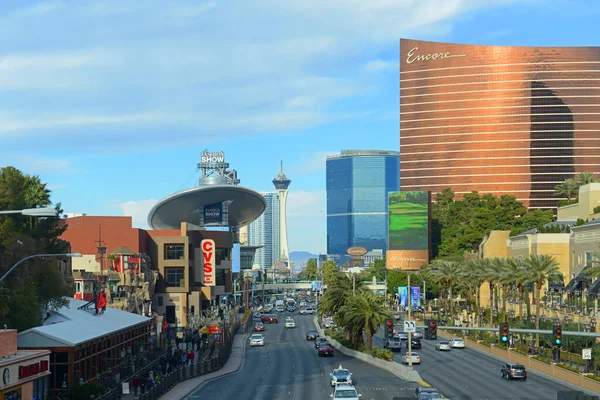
<box><xmin>315</xmin><ymin>337</ymin><xmax>329</xmax><ymax>349</ymax></box>
<box><xmin>254</xmin><ymin>322</ymin><xmax>265</xmax><ymax>332</ymax></box>
<box><xmin>317</xmin><ymin>343</ymin><xmax>334</xmax><ymax>357</ymax></box>
<box><xmin>501</xmin><ymin>362</ymin><xmax>527</xmax><ymax>380</ymax></box>
<box><xmin>261</xmin><ymin>314</ymin><xmax>278</xmax><ymax>324</ymax></box>
<box><xmin>306</xmin><ymin>330</ymin><xmax>319</xmax><ymax>341</ymax></box>
<box><xmin>410</xmin><ymin>337</ymin><xmax>422</xmax><ymax>349</ymax></box>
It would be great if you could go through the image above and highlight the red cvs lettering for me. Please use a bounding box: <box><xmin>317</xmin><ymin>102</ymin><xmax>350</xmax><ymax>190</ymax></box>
<box><xmin>203</xmin><ymin>240</ymin><xmax>213</xmax><ymax>275</ymax></box>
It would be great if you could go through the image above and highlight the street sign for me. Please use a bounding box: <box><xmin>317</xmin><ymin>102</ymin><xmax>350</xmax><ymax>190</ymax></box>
<box><xmin>404</xmin><ymin>320</ymin><xmax>416</xmax><ymax>333</ymax></box>
<box><xmin>582</xmin><ymin>348</ymin><xmax>592</xmax><ymax>360</ymax></box>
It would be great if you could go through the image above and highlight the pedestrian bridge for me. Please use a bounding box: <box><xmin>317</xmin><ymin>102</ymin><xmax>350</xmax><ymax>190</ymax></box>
<box><xmin>255</xmin><ymin>280</ymin><xmax>386</xmax><ymax>292</ymax></box>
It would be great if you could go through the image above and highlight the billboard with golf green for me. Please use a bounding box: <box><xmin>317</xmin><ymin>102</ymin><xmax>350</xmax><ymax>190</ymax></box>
<box><xmin>386</xmin><ymin>191</ymin><xmax>430</xmax><ymax>270</ymax></box>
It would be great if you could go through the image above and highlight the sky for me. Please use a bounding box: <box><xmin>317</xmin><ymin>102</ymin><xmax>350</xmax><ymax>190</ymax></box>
<box><xmin>1</xmin><ymin>0</ymin><xmax>599</xmax><ymax>254</ymax></box>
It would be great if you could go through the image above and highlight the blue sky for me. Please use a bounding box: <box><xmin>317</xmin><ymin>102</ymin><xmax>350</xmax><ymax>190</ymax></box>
<box><xmin>1</xmin><ymin>0</ymin><xmax>599</xmax><ymax>254</ymax></box>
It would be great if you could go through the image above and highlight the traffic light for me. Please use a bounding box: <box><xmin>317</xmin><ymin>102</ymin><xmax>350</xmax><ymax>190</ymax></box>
<box><xmin>429</xmin><ymin>320</ymin><xmax>437</xmax><ymax>340</ymax></box>
<box><xmin>553</xmin><ymin>325</ymin><xmax>562</xmax><ymax>346</ymax></box>
<box><xmin>385</xmin><ymin>319</ymin><xmax>394</xmax><ymax>338</ymax></box>
<box><xmin>499</xmin><ymin>323</ymin><xmax>510</xmax><ymax>343</ymax></box>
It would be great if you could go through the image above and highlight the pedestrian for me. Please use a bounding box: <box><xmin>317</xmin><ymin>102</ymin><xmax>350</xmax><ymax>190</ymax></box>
<box><xmin>190</xmin><ymin>349</ymin><xmax>195</xmax><ymax>364</ymax></box>
<box><xmin>132</xmin><ymin>375</ymin><xmax>140</xmax><ymax>395</ymax></box>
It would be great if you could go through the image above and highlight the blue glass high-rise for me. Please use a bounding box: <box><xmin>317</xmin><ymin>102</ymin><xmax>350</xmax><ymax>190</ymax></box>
<box><xmin>326</xmin><ymin>150</ymin><xmax>400</xmax><ymax>263</ymax></box>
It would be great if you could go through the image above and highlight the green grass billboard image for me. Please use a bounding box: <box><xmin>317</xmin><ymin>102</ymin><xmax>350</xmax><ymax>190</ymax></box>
<box><xmin>388</xmin><ymin>191</ymin><xmax>429</xmax><ymax>251</ymax></box>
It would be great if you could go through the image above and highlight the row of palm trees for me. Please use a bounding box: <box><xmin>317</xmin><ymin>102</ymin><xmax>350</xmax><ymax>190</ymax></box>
<box><xmin>422</xmin><ymin>254</ymin><xmax>563</xmax><ymax>347</ymax></box>
<box><xmin>318</xmin><ymin>271</ymin><xmax>390</xmax><ymax>352</ymax></box>
<box><xmin>554</xmin><ymin>171</ymin><xmax>597</xmax><ymax>201</ymax></box>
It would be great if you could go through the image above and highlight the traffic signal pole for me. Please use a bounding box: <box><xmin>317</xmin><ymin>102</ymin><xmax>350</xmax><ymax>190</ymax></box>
<box><xmin>407</xmin><ymin>272</ymin><xmax>412</xmax><ymax>369</ymax></box>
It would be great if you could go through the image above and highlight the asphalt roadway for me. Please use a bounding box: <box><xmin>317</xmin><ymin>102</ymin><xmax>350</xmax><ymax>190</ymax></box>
<box><xmin>184</xmin><ymin>312</ymin><xmax>420</xmax><ymax>400</ymax></box>
<box><xmin>372</xmin><ymin>328</ymin><xmax>583</xmax><ymax>400</ymax></box>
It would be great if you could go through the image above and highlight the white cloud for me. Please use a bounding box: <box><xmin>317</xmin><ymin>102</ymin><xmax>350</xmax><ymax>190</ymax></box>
<box><xmin>287</xmin><ymin>190</ymin><xmax>327</xmax><ymax>254</ymax></box>
<box><xmin>119</xmin><ymin>199</ymin><xmax>158</xmax><ymax>229</ymax></box>
<box><xmin>293</xmin><ymin>151</ymin><xmax>338</xmax><ymax>175</ymax></box>
<box><xmin>364</xmin><ymin>59</ymin><xmax>398</xmax><ymax>72</ymax></box>
<box><xmin>0</xmin><ymin>0</ymin><xmax>528</xmax><ymax>149</ymax></box>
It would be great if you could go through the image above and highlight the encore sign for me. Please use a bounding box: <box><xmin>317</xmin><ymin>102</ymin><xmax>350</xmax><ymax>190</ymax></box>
<box><xmin>406</xmin><ymin>47</ymin><xmax>467</xmax><ymax>64</ymax></box>
<box><xmin>202</xmin><ymin>239</ymin><xmax>216</xmax><ymax>287</ymax></box>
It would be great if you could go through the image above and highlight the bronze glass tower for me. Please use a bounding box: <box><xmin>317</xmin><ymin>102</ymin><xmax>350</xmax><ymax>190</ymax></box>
<box><xmin>400</xmin><ymin>39</ymin><xmax>600</xmax><ymax>208</ymax></box>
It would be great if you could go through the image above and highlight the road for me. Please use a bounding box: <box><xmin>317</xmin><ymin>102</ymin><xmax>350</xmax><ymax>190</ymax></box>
<box><xmin>372</xmin><ymin>327</ymin><xmax>582</xmax><ymax>400</ymax></box>
<box><xmin>184</xmin><ymin>312</ymin><xmax>419</xmax><ymax>400</ymax></box>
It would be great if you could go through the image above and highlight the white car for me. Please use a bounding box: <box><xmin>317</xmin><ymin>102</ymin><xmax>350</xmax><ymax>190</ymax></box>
<box><xmin>401</xmin><ymin>351</ymin><xmax>421</xmax><ymax>365</ymax></box>
<box><xmin>413</xmin><ymin>330</ymin><xmax>424</xmax><ymax>339</ymax></box>
<box><xmin>250</xmin><ymin>334</ymin><xmax>265</xmax><ymax>346</ymax></box>
<box><xmin>435</xmin><ymin>341</ymin><xmax>451</xmax><ymax>351</ymax></box>
<box><xmin>330</xmin><ymin>383</ymin><xmax>362</xmax><ymax>399</ymax></box>
<box><xmin>449</xmin><ymin>338</ymin><xmax>465</xmax><ymax>349</ymax></box>
<box><xmin>285</xmin><ymin>317</ymin><xmax>296</xmax><ymax>328</ymax></box>
<box><xmin>300</xmin><ymin>307</ymin><xmax>316</xmax><ymax>315</ymax></box>
<box><xmin>330</xmin><ymin>365</ymin><xmax>353</xmax><ymax>387</ymax></box>
<box><xmin>299</xmin><ymin>301</ymin><xmax>307</xmax><ymax>307</ymax></box>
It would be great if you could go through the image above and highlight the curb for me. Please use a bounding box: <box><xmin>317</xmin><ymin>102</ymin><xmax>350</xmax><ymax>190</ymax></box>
<box><xmin>168</xmin><ymin>332</ymin><xmax>250</xmax><ymax>400</ymax></box>
<box><xmin>313</xmin><ymin>318</ymin><xmax>422</xmax><ymax>383</ymax></box>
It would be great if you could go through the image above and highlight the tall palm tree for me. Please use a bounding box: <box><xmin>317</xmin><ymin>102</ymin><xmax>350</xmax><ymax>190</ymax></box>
<box><xmin>423</xmin><ymin>259</ymin><xmax>462</xmax><ymax>324</ymax></box>
<box><xmin>554</xmin><ymin>178</ymin><xmax>579</xmax><ymax>201</ymax></box>
<box><xmin>339</xmin><ymin>292</ymin><xmax>391</xmax><ymax>351</ymax></box>
<box><xmin>526</xmin><ymin>254</ymin><xmax>562</xmax><ymax>348</ymax></box>
<box><xmin>482</xmin><ymin>258</ymin><xmax>503</xmax><ymax>327</ymax></box>
<box><xmin>507</xmin><ymin>258</ymin><xmax>531</xmax><ymax>322</ymax></box>
<box><xmin>496</xmin><ymin>259</ymin><xmax>514</xmax><ymax>322</ymax></box>
<box><xmin>576</xmin><ymin>172</ymin><xmax>597</xmax><ymax>187</ymax></box>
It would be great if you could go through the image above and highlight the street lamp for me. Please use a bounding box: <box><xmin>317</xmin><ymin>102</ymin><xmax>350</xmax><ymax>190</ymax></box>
<box><xmin>0</xmin><ymin>253</ymin><xmax>82</xmax><ymax>283</ymax></box>
<box><xmin>508</xmin><ymin>309</ymin><xmax>515</xmax><ymax>321</ymax></box>
<box><xmin>0</xmin><ymin>207</ymin><xmax>58</xmax><ymax>217</ymax></box>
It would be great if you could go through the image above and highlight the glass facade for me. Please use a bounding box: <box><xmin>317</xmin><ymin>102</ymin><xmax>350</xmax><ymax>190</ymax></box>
<box><xmin>400</xmin><ymin>38</ymin><xmax>600</xmax><ymax>209</ymax></box>
<box><xmin>327</xmin><ymin>150</ymin><xmax>400</xmax><ymax>262</ymax></box>
<box><xmin>247</xmin><ymin>192</ymin><xmax>280</xmax><ymax>269</ymax></box>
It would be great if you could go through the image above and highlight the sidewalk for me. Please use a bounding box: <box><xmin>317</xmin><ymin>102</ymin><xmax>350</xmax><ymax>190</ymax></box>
<box><xmin>158</xmin><ymin>331</ymin><xmax>248</xmax><ymax>400</ymax></box>
<box><xmin>120</xmin><ymin>346</ymin><xmax>207</xmax><ymax>400</ymax></box>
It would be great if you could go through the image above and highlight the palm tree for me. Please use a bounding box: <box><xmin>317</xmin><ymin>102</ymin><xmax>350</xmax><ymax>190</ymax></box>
<box><xmin>422</xmin><ymin>259</ymin><xmax>462</xmax><ymax>324</ymax></box>
<box><xmin>526</xmin><ymin>254</ymin><xmax>562</xmax><ymax>348</ymax></box>
<box><xmin>339</xmin><ymin>292</ymin><xmax>391</xmax><ymax>351</ymax></box>
<box><xmin>507</xmin><ymin>258</ymin><xmax>531</xmax><ymax>322</ymax></box>
<box><xmin>462</xmin><ymin>258</ymin><xmax>487</xmax><ymax>318</ymax></box>
<box><xmin>554</xmin><ymin>178</ymin><xmax>579</xmax><ymax>202</ymax></box>
<box><xmin>576</xmin><ymin>172</ymin><xmax>598</xmax><ymax>187</ymax></box>
<box><xmin>495</xmin><ymin>259</ymin><xmax>514</xmax><ymax>322</ymax></box>
<box><xmin>482</xmin><ymin>258</ymin><xmax>503</xmax><ymax>327</ymax></box>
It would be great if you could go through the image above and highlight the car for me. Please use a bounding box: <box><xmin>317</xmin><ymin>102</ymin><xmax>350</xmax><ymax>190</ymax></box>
<box><xmin>414</xmin><ymin>386</ymin><xmax>442</xmax><ymax>399</ymax></box>
<box><xmin>401</xmin><ymin>351</ymin><xmax>420</xmax><ymax>364</ymax></box>
<box><xmin>330</xmin><ymin>365</ymin><xmax>353</xmax><ymax>387</ymax></box>
<box><xmin>330</xmin><ymin>383</ymin><xmax>361</xmax><ymax>399</ymax></box>
<box><xmin>261</xmin><ymin>314</ymin><xmax>279</xmax><ymax>324</ymax></box>
<box><xmin>395</xmin><ymin>331</ymin><xmax>408</xmax><ymax>340</ymax></box>
<box><xmin>275</xmin><ymin>306</ymin><xmax>285</xmax><ymax>312</ymax></box>
<box><xmin>300</xmin><ymin>307</ymin><xmax>316</xmax><ymax>315</ymax></box>
<box><xmin>501</xmin><ymin>362</ymin><xmax>527</xmax><ymax>380</ymax></box>
<box><xmin>250</xmin><ymin>334</ymin><xmax>265</xmax><ymax>346</ymax></box>
<box><xmin>306</xmin><ymin>330</ymin><xmax>319</xmax><ymax>341</ymax></box>
<box><xmin>435</xmin><ymin>341</ymin><xmax>451</xmax><ymax>351</ymax></box>
<box><xmin>449</xmin><ymin>338</ymin><xmax>465</xmax><ymax>349</ymax></box>
<box><xmin>253</xmin><ymin>311</ymin><xmax>262</xmax><ymax>318</ymax></box>
<box><xmin>299</xmin><ymin>301</ymin><xmax>307</xmax><ymax>307</ymax></box>
<box><xmin>318</xmin><ymin>343</ymin><xmax>335</xmax><ymax>357</ymax></box>
<box><xmin>285</xmin><ymin>317</ymin><xmax>296</xmax><ymax>328</ymax></box>
<box><xmin>410</xmin><ymin>337</ymin><xmax>422</xmax><ymax>349</ymax></box>
<box><xmin>253</xmin><ymin>322</ymin><xmax>265</xmax><ymax>332</ymax></box>
<box><xmin>315</xmin><ymin>337</ymin><xmax>329</xmax><ymax>349</ymax></box>
<box><xmin>413</xmin><ymin>330</ymin><xmax>424</xmax><ymax>339</ymax></box>
<box><xmin>391</xmin><ymin>311</ymin><xmax>402</xmax><ymax>320</ymax></box>
<box><xmin>383</xmin><ymin>336</ymin><xmax>403</xmax><ymax>351</ymax></box>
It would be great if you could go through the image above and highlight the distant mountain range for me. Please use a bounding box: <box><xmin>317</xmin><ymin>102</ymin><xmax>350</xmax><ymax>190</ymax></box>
<box><xmin>289</xmin><ymin>251</ymin><xmax>318</xmax><ymax>266</ymax></box>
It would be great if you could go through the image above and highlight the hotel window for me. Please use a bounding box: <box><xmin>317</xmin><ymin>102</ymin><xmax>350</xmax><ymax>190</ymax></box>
<box><xmin>165</xmin><ymin>244</ymin><xmax>185</xmax><ymax>260</ymax></box>
<box><xmin>75</xmin><ymin>282</ymin><xmax>82</xmax><ymax>293</ymax></box>
<box><xmin>165</xmin><ymin>268</ymin><xmax>185</xmax><ymax>287</ymax></box>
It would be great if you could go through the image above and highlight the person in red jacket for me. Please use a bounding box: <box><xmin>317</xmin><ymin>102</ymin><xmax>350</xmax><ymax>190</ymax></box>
<box><xmin>132</xmin><ymin>375</ymin><xmax>140</xmax><ymax>395</ymax></box>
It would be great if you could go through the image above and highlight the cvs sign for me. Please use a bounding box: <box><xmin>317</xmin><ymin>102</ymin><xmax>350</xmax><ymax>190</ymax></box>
<box><xmin>202</xmin><ymin>239</ymin><xmax>216</xmax><ymax>287</ymax></box>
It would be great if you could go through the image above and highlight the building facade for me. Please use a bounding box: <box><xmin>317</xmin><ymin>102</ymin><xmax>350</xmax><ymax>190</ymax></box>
<box><xmin>326</xmin><ymin>150</ymin><xmax>400</xmax><ymax>262</ymax></box>
<box><xmin>400</xmin><ymin>38</ymin><xmax>600</xmax><ymax>209</ymax></box>
<box><xmin>247</xmin><ymin>192</ymin><xmax>280</xmax><ymax>270</ymax></box>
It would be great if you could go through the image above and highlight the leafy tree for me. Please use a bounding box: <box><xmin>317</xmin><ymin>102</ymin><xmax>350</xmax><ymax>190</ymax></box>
<box><xmin>299</xmin><ymin>258</ymin><xmax>318</xmax><ymax>280</ymax></box>
<box><xmin>364</xmin><ymin>258</ymin><xmax>386</xmax><ymax>280</ymax></box>
<box><xmin>320</xmin><ymin>260</ymin><xmax>338</xmax><ymax>285</ymax></box>
<box><xmin>432</xmin><ymin>190</ymin><xmax>554</xmax><ymax>258</ymax></box>
<box><xmin>0</xmin><ymin>167</ymin><xmax>73</xmax><ymax>331</ymax></box>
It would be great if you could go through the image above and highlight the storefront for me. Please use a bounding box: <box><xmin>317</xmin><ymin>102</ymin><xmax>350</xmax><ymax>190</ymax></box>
<box><xmin>0</xmin><ymin>330</ymin><xmax>50</xmax><ymax>400</ymax></box>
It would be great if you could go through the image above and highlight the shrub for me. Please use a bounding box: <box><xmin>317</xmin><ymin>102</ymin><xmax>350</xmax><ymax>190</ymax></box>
<box><xmin>371</xmin><ymin>347</ymin><xmax>394</xmax><ymax>361</ymax></box>
<box><xmin>584</xmin><ymin>374</ymin><xmax>600</xmax><ymax>382</ymax></box>
<box><xmin>511</xmin><ymin>348</ymin><xmax>529</xmax><ymax>356</ymax></box>
<box><xmin>556</xmin><ymin>363</ymin><xmax>581</xmax><ymax>373</ymax></box>
<box><xmin>532</xmin><ymin>355</ymin><xmax>551</xmax><ymax>365</ymax></box>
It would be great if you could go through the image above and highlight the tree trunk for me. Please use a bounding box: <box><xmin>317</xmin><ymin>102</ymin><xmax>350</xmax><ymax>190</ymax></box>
<box><xmin>535</xmin><ymin>281</ymin><xmax>542</xmax><ymax>348</ymax></box>
<box><xmin>449</xmin><ymin>281</ymin><xmax>454</xmax><ymax>325</ymax></box>
<box><xmin>365</xmin><ymin>325</ymin><xmax>373</xmax><ymax>352</ymax></box>
<box><xmin>502</xmin><ymin>286</ymin><xmax>508</xmax><ymax>322</ymax></box>
<box><xmin>518</xmin><ymin>285</ymin><xmax>524</xmax><ymax>323</ymax></box>
<box><xmin>489</xmin><ymin>283</ymin><xmax>495</xmax><ymax>327</ymax></box>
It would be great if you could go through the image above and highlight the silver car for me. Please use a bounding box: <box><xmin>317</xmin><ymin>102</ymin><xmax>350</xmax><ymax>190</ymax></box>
<box><xmin>435</xmin><ymin>341</ymin><xmax>451</xmax><ymax>351</ymax></box>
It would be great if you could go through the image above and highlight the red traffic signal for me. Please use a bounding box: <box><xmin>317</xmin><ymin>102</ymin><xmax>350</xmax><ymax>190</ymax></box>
<box><xmin>386</xmin><ymin>319</ymin><xmax>393</xmax><ymax>326</ymax></box>
<box><xmin>385</xmin><ymin>319</ymin><xmax>394</xmax><ymax>338</ymax></box>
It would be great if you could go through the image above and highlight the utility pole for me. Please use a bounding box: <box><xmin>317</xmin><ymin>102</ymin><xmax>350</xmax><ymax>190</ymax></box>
<box><xmin>262</xmin><ymin>268</ymin><xmax>266</xmax><ymax>316</ymax></box>
<box><xmin>407</xmin><ymin>259</ymin><xmax>413</xmax><ymax>369</ymax></box>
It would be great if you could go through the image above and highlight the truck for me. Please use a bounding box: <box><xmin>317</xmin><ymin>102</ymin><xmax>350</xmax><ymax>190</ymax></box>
<box><xmin>383</xmin><ymin>336</ymin><xmax>403</xmax><ymax>351</ymax></box>
<box><xmin>286</xmin><ymin>298</ymin><xmax>296</xmax><ymax>311</ymax></box>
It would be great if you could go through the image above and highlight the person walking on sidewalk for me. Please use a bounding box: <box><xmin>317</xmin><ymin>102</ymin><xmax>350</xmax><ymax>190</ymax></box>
<box><xmin>132</xmin><ymin>375</ymin><xmax>140</xmax><ymax>395</ymax></box>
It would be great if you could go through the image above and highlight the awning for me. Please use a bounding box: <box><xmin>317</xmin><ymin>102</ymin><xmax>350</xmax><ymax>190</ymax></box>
<box><xmin>588</xmin><ymin>278</ymin><xmax>600</xmax><ymax>296</ymax></box>
<box><xmin>564</xmin><ymin>267</ymin><xmax>591</xmax><ymax>293</ymax></box>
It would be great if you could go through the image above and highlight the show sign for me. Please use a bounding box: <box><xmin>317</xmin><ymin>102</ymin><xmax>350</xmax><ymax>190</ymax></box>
<box><xmin>201</xmin><ymin>151</ymin><xmax>225</xmax><ymax>164</ymax></box>
<box><xmin>203</xmin><ymin>203</ymin><xmax>223</xmax><ymax>224</ymax></box>
<box><xmin>202</xmin><ymin>239</ymin><xmax>216</xmax><ymax>287</ymax></box>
